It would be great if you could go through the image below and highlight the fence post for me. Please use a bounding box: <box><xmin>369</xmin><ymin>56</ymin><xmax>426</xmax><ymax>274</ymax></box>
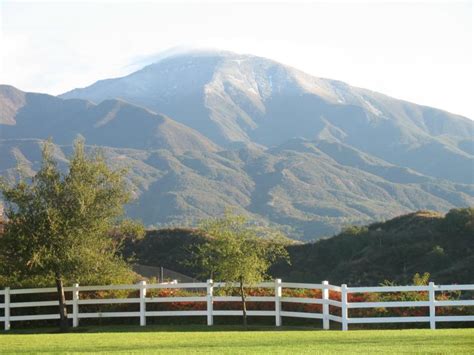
<box><xmin>429</xmin><ymin>282</ymin><xmax>436</xmax><ymax>330</ymax></box>
<box><xmin>72</xmin><ymin>283</ymin><xmax>79</xmax><ymax>328</ymax></box>
<box><xmin>4</xmin><ymin>287</ymin><xmax>10</xmax><ymax>331</ymax></box>
<box><xmin>341</xmin><ymin>284</ymin><xmax>348</xmax><ymax>331</ymax></box>
<box><xmin>139</xmin><ymin>280</ymin><xmax>147</xmax><ymax>326</ymax></box>
<box><xmin>322</xmin><ymin>281</ymin><xmax>329</xmax><ymax>330</ymax></box>
<box><xmin>275</xmin><ymin>279</ymin><xmax>282</xmax><ymax>327</ymax></box>
<box><xmin>207</xmin><ymin>279</ymin><xmax>213</xmax><ymax>326</ymax></box>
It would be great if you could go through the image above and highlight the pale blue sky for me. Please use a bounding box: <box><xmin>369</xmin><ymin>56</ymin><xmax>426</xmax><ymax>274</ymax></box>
<box><xmin>1</xmin><ymin>0</ymin><xmax>472</xmax><ymax>118</ymax></box>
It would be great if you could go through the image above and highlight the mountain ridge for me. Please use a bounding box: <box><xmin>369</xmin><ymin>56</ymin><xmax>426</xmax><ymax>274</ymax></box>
<box><xmin>0</xmin><ymin>85</ymin><xmax>219</xmax><ymax>155</ymax></box>
<box><xmin>60</xmin><ymin>50</ymin><xmax>474</xmax><ymax>184</ymax></box>
<box><xmin>1</xmin><ymin>50</ymin><xmax>473</xmax><ymax>239</ymax></box>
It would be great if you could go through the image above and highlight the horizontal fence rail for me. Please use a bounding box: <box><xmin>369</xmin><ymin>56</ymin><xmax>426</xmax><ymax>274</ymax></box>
<box><xmin>1</xmin><ymin>280</ymin><xmax>473</xmax><ymax>331</ymax></box>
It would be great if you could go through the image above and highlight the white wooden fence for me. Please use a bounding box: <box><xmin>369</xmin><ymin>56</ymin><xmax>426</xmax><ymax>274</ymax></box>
<box><xmin>1</xmin><ymin>280</ymin><xmax>473</xmax><ymax>331</ymax></box>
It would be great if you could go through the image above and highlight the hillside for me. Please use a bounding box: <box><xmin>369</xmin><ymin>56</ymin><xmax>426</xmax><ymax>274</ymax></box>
<box><xmin>2</xmin><ymin>136</ymin><xmax>472</xmax><ymax>239</ymax></box>
<box><xmin>1</xmin><ymin>50</ymin><xmax>474</xmax><ymax>238</ymax></box>
<box><xmin>272</xmin><ymin>208</ymin><xmax>474</xmax><ymax>285</ymax></box>
<box><xmin>0</xmin><ymin>85</ymin><xmax>218</xmax><ymax>154</ymax></box>
<box><xmin>124</xmin><ymin>208</ymin><xmax>474</xmax><ymax>286</ymax></box>
<box><xmin>61</xmin><ymin>50</ymin><xmax>474</xmax><ymax>184</ymax></box>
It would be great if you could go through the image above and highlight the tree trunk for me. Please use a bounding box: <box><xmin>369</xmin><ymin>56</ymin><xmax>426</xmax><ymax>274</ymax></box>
<box><xmin>239</xmin><ymin>277</ymin><xmax>247</xmax><ymax>328</ymax></box>
<box><xmin>55</xmin><ymin>273</ymin><xmax>69</xmax><ymax>331</ymax></box>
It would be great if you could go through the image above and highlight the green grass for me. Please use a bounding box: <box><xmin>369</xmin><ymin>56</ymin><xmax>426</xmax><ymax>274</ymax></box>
<box><xmin>0</xmin><ymin>325</ymin><xmax>472</xmax><ymax>354</ymax></box>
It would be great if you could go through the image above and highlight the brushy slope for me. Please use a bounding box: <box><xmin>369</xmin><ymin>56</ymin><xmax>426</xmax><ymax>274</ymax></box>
<box><xmin>272</xmin><ymin>208</ymin><xmax>474</xmax><ymax>285</ymax></box>
<box><xmin>2</xmin><ymin>138</ymin><xmax>472</xmax><ymax>240</ymax></box>
<box><xmin>126</xmin><ymin>208</ymin><xmax>474</xmax><ymax>285</ymax></box>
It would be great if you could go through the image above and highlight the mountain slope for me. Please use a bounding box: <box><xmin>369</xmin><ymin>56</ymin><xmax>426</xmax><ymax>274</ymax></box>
<box><xmin>0</xmin><ymin>85</ymin><xmax>219</xmax><ymax>154</ymax></box>
<box><xmin>2</xmin><ymin>136</ymin><xmax>472</xmax><ymax>240</ymax></box>
<box><xmin>2</xmin><ymin>49</ymin><xmax>474</xmax><ymax>239</ymax></box>
<box><xmin>124</xmin><ymin>208</ymin><xmax>474</xmax><ymax>286</ymax></box>
<box><xmin>61</xmin><ymin>50</ymin><xmax>474</xmax><ymax>183</ymax></box>
<box><xmin>271</xmin><ymin>208</ymin><xmax>474</xmax><ymax>285</ymax></box>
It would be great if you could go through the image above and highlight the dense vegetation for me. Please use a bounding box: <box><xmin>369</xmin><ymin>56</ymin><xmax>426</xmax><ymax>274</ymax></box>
<box><xmin>125</xmin><ymin>208</ymin><xmax>474</xmax><ymax>286</ymax></box>
<box><xmin>274</xmin><ymin>208</ymin><xmax>473</xmax><ymax>285</ymax></box>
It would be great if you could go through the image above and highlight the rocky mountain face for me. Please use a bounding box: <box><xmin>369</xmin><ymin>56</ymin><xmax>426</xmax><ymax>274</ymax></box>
<box><xmin>1</xmin><ymin>50</ymin><xmax>473</xmax><ymax>240</ymax></box>
<box><xmin>62</xmin><ymin>51</ymin><xmax>474</xmax><ymax>184</ymax></box>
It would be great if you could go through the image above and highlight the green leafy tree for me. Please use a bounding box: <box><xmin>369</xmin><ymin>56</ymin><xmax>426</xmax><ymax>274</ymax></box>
<box><xmin>0</xmin><ymin>139</ymin><xmax>138</xmax><ymax>330</ymax></box>
<box><xmin>192</xmin><ymin>211</ymin><xmax>289</xmax><ymax>327</ymax></box>
<box><xmin>441</xmin><ymin>207</ymin><xmax>474</xmax><ymax>234</ymax></box>
<box><xmin>412</xmin><ymin>272</ymin><xmax>431</xmax><ymax>286</ymax></box>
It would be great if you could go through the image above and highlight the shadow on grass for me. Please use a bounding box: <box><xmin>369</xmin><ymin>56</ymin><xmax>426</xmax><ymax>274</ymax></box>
<box><xmin>0</xmin><ymin>324</ymin><xmax>327</xmax><ymax>335</ymax></box>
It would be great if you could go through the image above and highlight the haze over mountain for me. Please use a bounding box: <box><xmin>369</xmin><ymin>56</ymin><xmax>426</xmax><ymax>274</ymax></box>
<box><xmin>62</xmin><ymin>50</ymin><xmax>474</xmax><ymax>184</ymax></box>
<box><xmin>0</xmin><ymin>85</ymin><xmax>218</xmax><ymax>154</ymax></box>
<box><xmin>1</xmin><ymin>50</ymin><xmax>473</xmax><ymax>239</ymax></box>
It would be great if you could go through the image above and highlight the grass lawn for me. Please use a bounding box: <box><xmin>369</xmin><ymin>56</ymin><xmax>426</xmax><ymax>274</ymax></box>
<box><xmin>0</xmin><ymin>325</ymin><xmax>473</xmax><ymax>354</ymax></box>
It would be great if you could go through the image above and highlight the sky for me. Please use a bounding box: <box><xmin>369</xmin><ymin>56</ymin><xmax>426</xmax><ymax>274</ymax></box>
<box><xmin>0</xmin><ymin>0</ymin><xmax>472</xmax><ymax>118</ymax></box>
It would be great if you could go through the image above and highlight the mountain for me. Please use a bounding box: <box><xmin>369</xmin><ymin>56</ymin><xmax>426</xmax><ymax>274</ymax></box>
<box><xmin>61</xmin><ymin>50</ymin><xmax>474</xmax><ymax>184</ymax></box>
<box><xmin>1</xmin><ymin>50</ymin><xmax>474</xmax><ymax>239</ymax></box>
<box><xmin>1</xmin><ymin>134</ymin><xmax>472</xmax><ymax>240</ymax></box>
<box><xmin>0</xmin><ymin>85</ymin><xmax>218</xmax><ymax>154</ymax></box>
<box><xmin>123</xmin><ymin>208</ymin><xmax>474</xmax><ymax>286</ymax></box>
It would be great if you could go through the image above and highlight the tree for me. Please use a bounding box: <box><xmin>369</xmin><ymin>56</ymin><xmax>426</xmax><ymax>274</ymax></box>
<box><xmin>192</xmin><ymin>211</ymin><xmax>289</xmax><ymax>327</ymax></box>
<box><xmin>441</xmin><ymin>207</ymin><xmax>474</xmax><ymax>234</ymax></box>
<box><xmin>0</xmin><ymin>139</ymin><xmax>137</xmax><ymax>330</ymax></box>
